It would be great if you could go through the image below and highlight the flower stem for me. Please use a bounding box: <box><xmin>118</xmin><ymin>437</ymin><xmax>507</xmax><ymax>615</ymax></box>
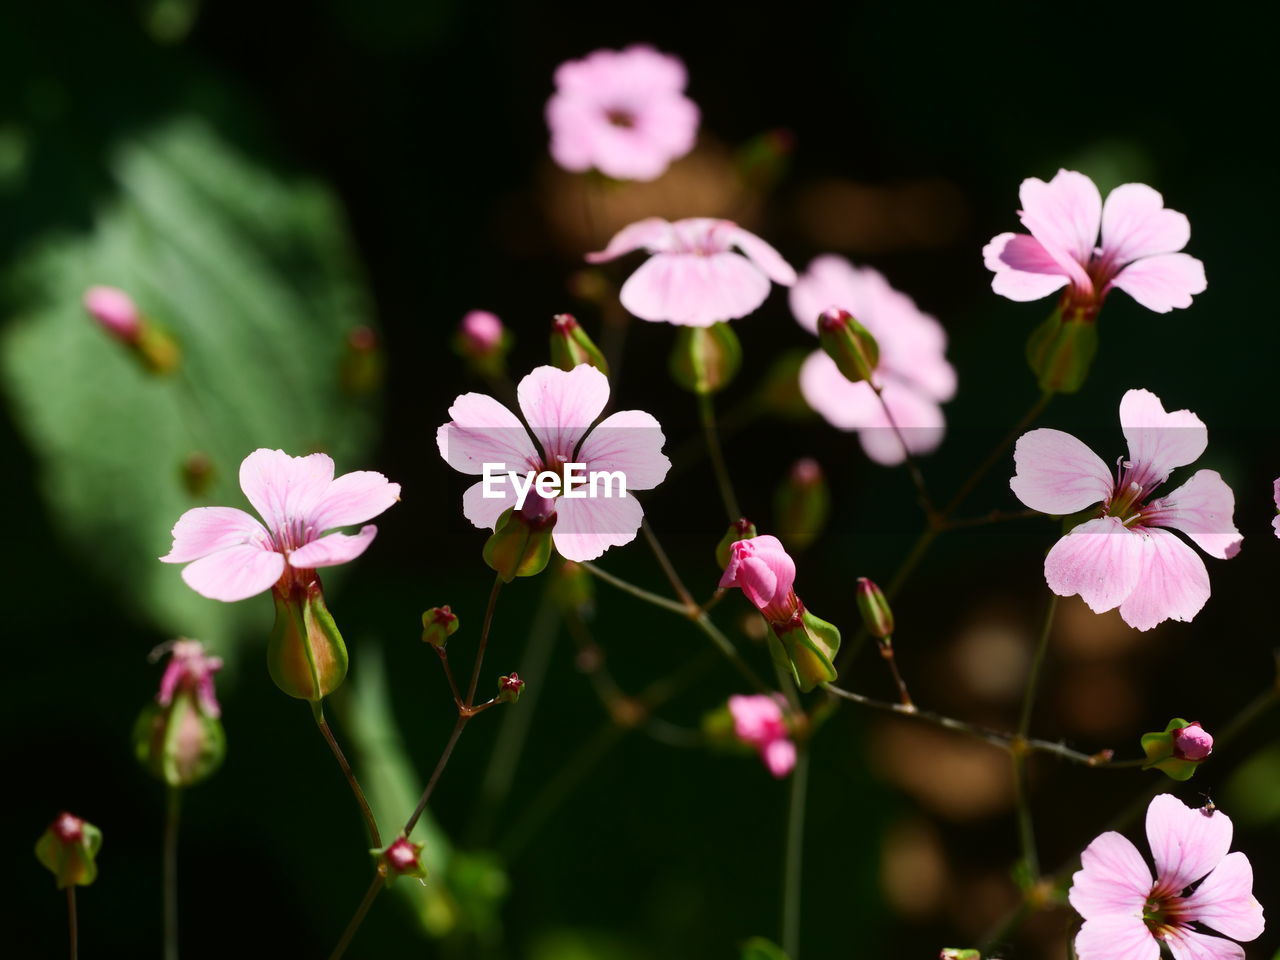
<box><xmin>163</xmin><ymin>786</ymin><xmax>182</xmax><ymax>960</ymax></box>
<box><xmin>870</xmin><ymin>382</ymin><xmax>935</xmax><ymax>520</ymax></box>
<box><xmin>67</xmin><ymin>887</ymin><xmax>78</xmax><ymax>960</ymax></box>
<box><xmin>782</xmin><ymin>738</ymin><xmax>809</xmax><ymax>959</ymax></box>
<box><xmin>327</xmin><ymin>873</ymin><xmax>383</xmax><ymax>960</ymax></box>
<box><xmin>641</xmin><ymin>519</ymin><xmax>697</xmax><ymax>611</ymax></box>
<box><xmin>1012</xmin><ymin>593</ymin><xmax>1059</xmax><ymax>883</ymax></box>
<box><xmin>311</xmin><ymin>701</ymin><xmax>382</xmax><ymax>848</ymax></box>
<box><xmin>697</xmin><ymin>391</ymin><xmax>742</xmax><ymax>522</ymax></box>
<box><xmin>943</xmin><ymin>391</ymin><xmax>1053</xmax><ymax>517</ymax></box>
<box><xmin>878</xmin><ymin>641</ymin><xmax>915</xmax><ymax>710</ymax></box>
<box><xmin>464</xmin><ymin>575</ymin><xmax>505</xmax><ymax>708</ymax></box>
<box><xmin>579</xmin><ymin>561</ymin><xmax>697</xmax><ymax>616</ymax></box>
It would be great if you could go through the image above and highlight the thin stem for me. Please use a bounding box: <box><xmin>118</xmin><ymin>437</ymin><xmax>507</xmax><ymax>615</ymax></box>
<box><xmin>939</xmin><ymin>508</ymin><xmax>1044</xmax><ymax>532</ymax></box>
<box><xmin>943</xmin><ymin>391</ymin><xmax>1053</xmax><ymax>517</ymax></box>
<box><xmin>67</xmin><ymin>887</ymin><xmax>78</xmax><ymax>960</ymax></box>
<box><xmin>311</xmin><ymin>701</ymin><xmax>382</xmax><ymax>848</ymax></box>
<box><xmin>580</xmin><ymin>561</ymin><xmax>691</xmax><ymax>615</ymax></box>
<box><xmin>1018</xmin><ymin>594</ymin><xmax>1059</xmax><ymax>739</ymax></box>
<box><xmin>697</xmin><ymin>391</ymin><xmax>742</xmax><ymax>522</ymax></box>
<box><xmin>694</xmin><ymin>612</ymin><xmax>772</xmax><ymax>693</ymax></box>
<box><xmin>782</xmin><ymin>739</ymin><xmax>809</xmax><ymax>959</ymax></box>
<box><xmin>1012</xmin><ymin>593</ymin><xmax>1060</xmax><ymax>884</ymax></box>
<box><xmin>878</xmin><ymin>642</ymin><xmax>915</xmax><ymax>710</ymax></box>
<box><xmin>436</xmin><ymin>647</ymin><xmax>465</xmax><ymax>710</ymax></box>
<box><xmin>871</xmin><ymin>382</ymin><xmax>935</xmax><ymax>519</ymax></box>
<box><xmin>163</xmin><ymin>786</ymin><xmax>182</xmax><ymax>960</ymax></box>
<box><xmin>404</xmin><ymin>714</ymin><xmax>469</xmax><ymax>836</ymax></box>
<box><xmin>642</xmin><ymin>519</ymin><xmax>697</xmax><ymax>611</ymax></box>
<box><xmin>327</xmin><ymin>874</ymin><xmax>383</xmax><ymax>960</ymax></box>
<box><xmin>464</xmin><ymin>576</ymin><xmax>504</xmax><ymax>708</ymax></box>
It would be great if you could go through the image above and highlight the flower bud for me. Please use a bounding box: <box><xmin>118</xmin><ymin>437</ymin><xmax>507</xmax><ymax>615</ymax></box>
<box><xmin>553</xmin><ymin>559</ymin><xmax>595</xmax><ymax>616</ymax></box>
<box><xmin>1025</xmin><ymin>303</ymin><xmax>1098</xmax><ymax>394</ymax></box>
<box><xmin>1141</xmin><ymin>718</ymin><xmax>1213</xmax><ymax>781</ymax></box>
<box><xmin>372</xmin><ymin>835</ymin><xmax>426</xmax><ymax>883</ymax></box>
<box><xmin>855</xmin><ymin>578</ymin><xmax>894</xmax><ymax>640</ymax></box>
<box><xmin>180</xmin><ymin>451</ymin><xmax>215</xmax><ymax>497</ymax></box>
<box><xmin>134</xmin><ymin>640</ymin><xmax>226</xmax><ymax>788</ymax></box>
<box><xmin>35</xmin><ymin>813</ymin><xmax>102</xmax><ymax>889</ymax></box>
<box><xmin>774</xmin><ymin>459</ymin><xmax>829</xmax><ymax>551</ymax></box>
<box><xmin>550</xmin><ymin>313</ymin><xmax>609</xmax><ymax>374</ymax></box>
<box><xmin>454</xmin><ymin>310</ymin><xmax>511</xmax><ymax>377</ymax></box>
<box><xmin>715</xmin><ymin>518</ymin><xmax>758</xmax><ymax>570</ymax></box>
<box><xmin>421</xmin><ymin>606</ymin><xmax>459</xmax><ymax>648</ymax></box>
<box><xmin>339</xmin><ymin>325</ymin><xmax>384</xmax><ymax>396</ymax></box>
<box><xmin>817</xmin><ymin>307</ymin><xmax>879</xmax><ymax>384</ymax></box>
<box><xmin>669</xmin><ymin>322</ymin><xmax>741</xmax><ymax>394</ymax></box>
<box><xmin>84</xmin><ymin>286</ymin><xmax>141</xmax><ymax>341</ymax></box>
<box><xmin>267</xmin><ymin>581</ymin><xmax>349</xmax><ymax>701</ymax></box>
<box><xmin>771</xmin><ymin>608</ymin><xmax>840</xmax><ymax>693</ymax></box>
<box><xmin>483</xmin><ymin>506</ymin><xmax>558</xmax><ymax>582</ymax></box>
<box><xmin>497</xmin><ymin>673</ymin><xmax>525</xmax><ymax>703</ymax></box>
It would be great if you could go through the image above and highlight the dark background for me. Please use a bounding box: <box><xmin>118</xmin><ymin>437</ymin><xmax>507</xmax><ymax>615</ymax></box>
<box><xmin>3</xmin><ymin>2</ymin><xmax>1277</xmax><ymax>958</ymax></box>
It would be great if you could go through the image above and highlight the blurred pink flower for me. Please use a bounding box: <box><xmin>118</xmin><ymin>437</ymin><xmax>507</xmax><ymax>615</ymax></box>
<box><xmin>459</xmin><ymin>310</ymin><xmax>504</xmax><ymax>354</ymax></box>
<box><xmin>546</xmin><ymin>45</ymin><xmax>699</xmax><ymax>182</ymax></box>
<box><xmin>790</xmin><ymin>256</ymin><xmax>956</xmax><ymax>465</ymax></box>
<box><xmin>437</xmin><ymin>364</ymin><xmax>670</xmax><ymax>562</ymax></box>
<box><xmin>984</xmin><ymin>169</ymin><xmax>1206</xmax><ymax>315</ymax></box>
<box><xmin>728</xmin><ymin>694</ymin><xmax>796</xmax><ymax>778</ymax></box>
<box><xmin>719</xmin><ymin>535</ymin><xmax>798</xmax><ymax>624</ymax></box>
<box><xmin>157</xmin><ymin>639</ymin><xmax>224</xmax><ymax>718</ymax></box>
<box><xmin>161</xmin><ymin>449</ymin><xmax>400</xmax><ymax>602</ymax></box>
<box><xmin>1069</xmin><ymin>794</ymin><xmax>1263</xmax><ymax>960</ymax></box>
<box><xmin>587</xmin><ymin>217</ymin><xmax>796</xmax><ymax>326</ymax></box>
<box><xmin>83</xmin><ymin>285</ymin><xmax>142</xmax><ymax>341</ymax></box>
<box><xmin>1011</xmin><ymin>389</ymin><xmax>1241</xmax><ymax>631</ymax></box>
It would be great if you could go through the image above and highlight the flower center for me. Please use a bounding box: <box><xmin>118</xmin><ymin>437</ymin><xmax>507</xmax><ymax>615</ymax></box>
<box><xmin>1142</xmin><ymin>889</ymin><xmax>1191</xmax><ymax>939</ymax></box>
<box><xmin>605</xmin><ymin>107</ymin><xmax>635</xmax><ymax>129</ymax></box>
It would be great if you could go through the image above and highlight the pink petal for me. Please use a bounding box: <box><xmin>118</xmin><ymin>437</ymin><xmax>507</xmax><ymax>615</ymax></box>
<box><xmin>517</xmin><ymin>364</ymin><xmax>609</xmax><ymax>462</ymax></box>
<box><xmin>761</xmin><ymin>738</ymin><xmax>796</xmax><ymax>778</ymax></box>
<box><xmin>789</xmin><ymin>253</ymin><xmax>860</xmax><ymax>335</ymax></box>
<box><xmin>161</xmin><ymin>506</ymin><xmax>270</xmax><ymax>563</ymax></box>
<box><xmin>719</xmin><ymin>535</ymin><xmax>795</xmax><ymax>611</ymax></box>
<box><xmin>1120</xmin><ymin>389</ymin><xmax>1208</xmax><ymax>485</ymax></box>
<box><xmin>1045</xmin><ymin>516</ymin><xmax>1145</xmax><ymax>613</ymax></box>
<box><xmin>287</xmin><ymin>526</ymin><xmax>377</xmax><ymax>568</ymax></box>
<box><xmin>1146</xmin><ymin>470</ymin><xmax>1242</xmax><ymax>559</ymax></box>
<box><xmin>586</xmin><ymin>217</ymin><xmax>675</xmax><ymax>263</ymax></box>
<box><xmin>437</xmin><ymin>391</ymin><xmax>541</xmax><ymax>476</ymax></box>
<box><xmin>1164</xmin><ymin>929</ymin><xmax>1246</xmax><ymax>960</ymax></box>
<box><xmin>1017</xmin><ymin>169</ymin><xmax>1100</xmax><ymax>285</ymax></box>
<box><xmin>461</xmin><ymin>478</ymin><xmax>519</xmax><ymax>531</ymax></box>
<box><xmin>1101</xmin><ymin>183</ymin><xmax>1192</xmax><ymax>264</ymax></box>
<box><xmin>1068</xmin><ymin>831</ymin><xmax>1153</xmax><ymax>920</ymax></box>
<box><xmin>1109</xmin><ymin>252</ymin><xmax>1206</xmax><ymax>313</ymax></box>
<box><xmin>1145</xmin><ymin>793</ymin><xmax>1233</xmax><ymax>894</ymax></box>
<box><xmin>310</xmin><ymin>471</ymin><xmax>400</xmax><ymax>532</ymax></box>
<box><xmin>729</xmin><ymin>694</ymin><xmax>787</xmax><ymax>744</ymax></box>
<box><xmin>239</xmin><ymin>449</ymin><xmax>335</xmax><ymax>537</ymax></box>
<box><xmin>1010</xmin><ymin>428</ymin><xmax>1114</xmax><ymax>515</ymax></box>
<box><xmin>719</xmin><ymin>224</ymin><xmax>797</xmax><ymax>285</ymax></box>
<box><xmin>1074</xmin><ymin>915</ymin><xmax>1159</xmax><ymax>960</ymax></box>
<box><xmin>577</xmin><ymin>409</ymin><xmax>670</xmax><ymax>491</ymax></box>
<box><xmin>551</xmin><ymin>492</ymin><xmax>644</xmax><ymax>562</ymax></box>
<box><xmin>618</xmin><ymin>251</ymin><xmax>771</xmax><ymax>326</ymax></box>
<box><xmin>1183</xmin><ymin>851</ymin><xmax>1265</xmax><ymax>942</ymax></box>
<box><xmin>1118</xmin><ymin>527</ymin><xmax>1211</xmax><ymax>631</ymax></box>
<box><xmin>180</xmin><ymin>543</ymin><xmax>285</xmax><ymax>603</ymax></box>
<box><xmin>983</xmin><ymin>232</ymin><xmax>1072</xmax><ymax>302</ymax></box>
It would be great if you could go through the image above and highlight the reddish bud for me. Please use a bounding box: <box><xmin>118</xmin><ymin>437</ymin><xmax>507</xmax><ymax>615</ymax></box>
<box><xmin>497</xmin><ymin>673</ymin><xmax>525</xmax><ymax>703</ymax></box>
<box><xmin>421</xmin><ymin>606</ymin><xmax>459</xmax><ymax>648</ymax></box>
<box><xmin>855</xmin><ymin>577</ymin><xmax>894</xmax><ymax>640</ymax></box>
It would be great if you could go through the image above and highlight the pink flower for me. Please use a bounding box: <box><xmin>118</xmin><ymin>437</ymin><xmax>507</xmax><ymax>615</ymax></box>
<box><xmin>719</xmin><ymin>535</ymin><xmax>799</xmax><ymax>625</ymax></box>
<box><xmin>1011</xmin><ymin>389</ymin><xmax>1241</xmax><ymax>631</ymax></box>
<box><xmin>728</xmin><ymin>694</ymin><xmax>796</xmax><ymax>778</ymax></box>
<box><xmin>790</xmin><ymin>256</ymin><xmax>956</xmax><ymax>465</ymax></box>
<box><xmin>587</xmin><ymin>217</ymin><xmax>796</xmax><ymax>326</ymax></box>
<box><xmin>1069</xmin><ymin>794</ymin><xmax>1263</xmax><ymax>960</ymax></box>
<box><xmin>984</xmin><ymin>169</ymin><xmax>1206</xmax><ymax>316</ymax></box>
<box><xmin>437</xmin><ymin>364</ymin><xmax>670</xmax><ymax>562</ymax></box>
<box><xmin>160</xmin><ymin>449</ymin><xmax>401</xmax><ymax>603</ymax></box>
<box><xmin>459</xmin><ymin>310</ymin><xmax>504</xmax><ymax>354</ymax></box>
<box><xmin>1171</xmin><ymin>722</ymin><xmax>1213</xmax><ymax>762</ymax></box>
<box><xmin>546</xmin><ymin>45</ymin><xmax>699</xmax><ymax>182</ymax></box>
<box><xmin>83</xmin><ymin>285</ymin><xmax>142</xmax><ymax>341</ymax></box>
<box><xmin>1273</xmin><ymin>479</ymin><xmax>1280</xmax><ymax>538</ymax></box>
<box><xmin>157</xmin><ymin>639</ymin><xmax>224</xmax><ymax>718</ymax></box>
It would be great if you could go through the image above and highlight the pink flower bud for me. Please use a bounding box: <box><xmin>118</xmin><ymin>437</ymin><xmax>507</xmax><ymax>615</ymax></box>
<box><xmin>372</xmin><ymin>835</ymin><xmax>426</xmax><ymax>882</ymax></box>
<box><xmin>728</xmin><ymin>694</ymin><xmax>796</xmax><ymax>778</ymax></box>
<box><xmin>386</xmin><ymin>837</ymin><xmax>419</xmax><ymax>872</ymax></box>
<box><xmin>53</xmin><ymin>812</ymin><xmax>84</xmax><ymax>843</ymax></box>
<box><xmin>83</xmin><ymin>286</ymin><xmax>142</xmax><ymax>341</ymax></box>
<box><xmin>156</xmin><ymin>639</ymin><xmax>224</xmax><ymax>718</ymax></box>
<box><xmin>459</xmin><ymin>310</ymin><xmax>504</xmax><ymax>354</ymax></box>
<box><xmin>719</xmin><ymin>535</ymin><xmax>798</xmax><ymax>624</ymax></box>
<box><xmin>1172</xmin><ymin>721</ymin><xmax>1213</xmax><ymax>761</ymax></box>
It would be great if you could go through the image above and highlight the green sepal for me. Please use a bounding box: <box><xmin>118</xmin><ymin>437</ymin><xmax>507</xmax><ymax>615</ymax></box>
<box><xmin>550</xmin><ymin>314</ymin><xmax>609</xmax><ymax>375</ymax></box>
<box><xmin>772</xmin><ymin>609</ymin><xmax>840</xmax><ymax>692</ymax></box>
<box><xmin>35</xmin><ymin>819</ymin><xmax>103</xmax><ymax>889</ymax></box>
<box><xmin>1025</xmin><ymin>304</ymin><xmax>1098</xmax><ymax>395</ymax></box>
<box><xmin>267</xmin><ymin>583</ymin><xmax>349</xmax><ymax>701</ymax></box>
<box><xmin>483</xmin><ymin>507</ymin><xmax>557</xmax><ymax>582</ymax></box>
<box><xmin>741</xmin><ymin>936</ymin><xmax>791</xmax><ymax>960</ymax></box>
<box><xmin>1141</xmin><ymin>717</ymin><xmax>1200</xmax><ymax>781</ymax></box>
<box><xmin>670</xmin><ymin>322</ymin><xmax>741</xmax><ymax>395</ymax></box>
<box><xmin>715</xmin><ymin>518</ymin><xmax>757</xmax><ymax>570</ymax></box>
<box><xmin>817</xmin><ymin>312</ymin><xmax>879</xmax><ymax>384</ymax></box>
<box><xmin>133</xmin><ymin>690</ymin><xmax>226</xmax><ymax>787</ymax></box>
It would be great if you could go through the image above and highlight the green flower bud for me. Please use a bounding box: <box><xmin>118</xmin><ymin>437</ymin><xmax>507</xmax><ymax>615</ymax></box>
<box><xmin>267</xmin><ymin>581</ymin><xmax>349</xmax><ymax>702</ymax></box>
<box><xmin>1141</xmin><ymin>718</ymin><xmax>1214</xmax><ymax>781</ymax></box>
<box><xmin>670</xmin><ymin>322</ymin><xmax>741</xmax><ymax>395</ymax></box>
<box><xmin>483</xmin><ymin>507</ymin><xmax>558</xmax><ymax>582</ymax></box>
<box><xmin>136</xmin><ymin>323</ymin><xmax>182</xmax><ymax>375</ymax></box>
<box><xmin>134</xmin><ymin>639</ymin><xmax>225</xmax><ymax>788</ymax></box>
<box><xmin>716</xmin><ymin>518</ymin><xmax>758</xmax><ymax>570</ymax></box>
<box><xmin>855</xmin><ymin>577</ymin><xmax>894</xmax><ymax>640</ymax></box>
<box><xmin>817</xmin><ymin>307</ymin><xmax>879</xmax><ymax>384</ymax></box>
<box><xmin>496</xmin><ymin>673</ymin><xmax>525</xmax><ymax>703</ymax></box>
<box><xmin>553</xmin><ymin>560</ymin><xmax>595</xmax><ymax>615</ymax></box>
<box><xmin>550</xmin><ymin>313</ymin><xmax>609</xmax><ymax>374</ymax></box>
<box><xmin>774</xmin><ymin>459</ymin><xmax>829</xmax><ymax>550</ymax></box>
<box><xmin>1025</xmin><ymin>303</ymin><xmax>1098</xmax><ymax>394</ymax></box>
<box><xmin>35</xmin><ymin>813</ymin><xmax>102</xmax><ymax>889</ymax></box>
<box><xmin>771</xmin><ymin>608</ymin><xmax>841</xmax><ymax>692</ymax></box>
<box><xmin>421</xmin><ymin>606</ymin><xmax>459</xmax><ymax>648</ymax></box>
<box><xmin>339</xmin><ymin>325</ymin><xmax>384</xmax><ymax>396</ymax></box>
<box><xmin>179</xmin><ymin>451</ymin><xmax>215</xmax><ymax>498</ymax></box>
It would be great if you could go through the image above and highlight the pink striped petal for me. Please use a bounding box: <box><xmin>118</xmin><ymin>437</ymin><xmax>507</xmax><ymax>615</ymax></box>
<box><xmin>551</xmin><ymin>492</ymin><xmax>644</xmax><ymax>562</ymax></box>
<box><xmin>983</xmin><ymin>232</ymin><xmax>1073</xmax><ymax>302</ymax></box>
<box><xmin>437</xmin><ymin>391</ymin><xmax>541</xmax><ymax>476</ymax></box>
<box><xmin>721</xmin><ymin>224</ymin><xmax>797</xmax><ymax>285</ymax></box>
<box><xmin>1109</xmin><ymin>252</ymin><xmax>1206</xmax><ymax>313</ymax></box>
<box><xmin>1017</xmin><ymin>169</ymin><xmax>1100</xmax><ymax>285</ymax></box>
<box><xmin>720</xmin><ymin>535</ymin><xmax>795</xmax><ymax>612</ymax></box>
<box><xmin>310</xmin><ymin>471</ymin><xmax>401</xmax><ymax>532</ymax></box>
<box><xmin>1183</xmin><ymin>852</ymin><xmax>1265</xmax><ymax>942</ymax></box>
<box><xmin>287</xmin><ymin>525</ymin><xmax>377</xmax><ymax>568</ymax></box>
<box><xmin>239</xmin><ymin>449</ymin><xmax>334</xmax><ymax>537</ymax></box>
<box><xmin>1069</xmin><ymin>831</ymin><xmax>1152</xmax><ymax>919</ymax></box>
<box><xmin>1010</xmin><ymin>428</ymin><xmax>1113</xmax><ymax>515</ymax></box>
<box><xmin>1044</xmin><ymin>517</ymin><xmax>1144</xmax><ymax>613</ymax></box>
<box><xmin>1120</xmin><ymin>389</ymin><xmax>1208</xmax><ymax>484</ymax></box>
<box><xmin>1074</xmin><ymin>915</ymin><xmax>1159</xmax><ymax>960</ymax></box>
<box><xmin>461</xmin><ymin>479</ymin><xmax>519</xmax><ymax>530</ymax></box>
<box><xmin>586</xmin><ymin>217</ymin><xmax>676</xmax><ymax>262</ymax></box>
<box><xmin>1101</xmin><ymin>183</ymin><xmax>1192</xmax><ymax>265</ymax></box>
<box><xmin>1145</xmin><ymin>793</ymin><xmax>1233</xmax><ymax>893</ymax></box>
<box><xmin>577</xmin><ymin>409</ymin><xmax>670</xmax><ymax>491</ymax></box>
<box><xmin>619</xmin><ymin>251</ymin><xmax>771</xmax><ymax>326</ymax></box>
<box><xmin>1119</xmin><ymin>527</ymin><xmax>1210</xmax><ymax>631</ymax></box>
<box><xmin>761</xmin><ymin>738</ymin><xmax>797</xmax><ymax>778</ymax></box>
<box><xmin>161</xmin><ymin>506</ymin><xmax>270</xmax><ymax>563</ymax></box>
<box><xmin>180</xmin><ymin>543</ymin><xmax>285</xmax><ymax>603</ymax></box>
<box><xmin>1164</xmin><ymin>929</ymin><xmax>1245</xmax><ymax>960</ymax></box>
<box><xmin>1146</xmin><ymin>469</ymin><xmax>1242</xmax><ymax>559</ymax></box>
<box><xmin>517</xmin><ymin>364</ymin><xmax>609</xmax><ymax>462</ymax></box>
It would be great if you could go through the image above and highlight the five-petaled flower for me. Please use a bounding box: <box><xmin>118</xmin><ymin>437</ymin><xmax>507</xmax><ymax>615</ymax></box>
<box><xmin>790</xmin><ymin>255</ymin><xmax>956</xmax><ymax>465</ymax></box>
<box><xmin>587</xmin><ymin>217</ymin><xmax>796</xmax><ymax>327</ymax></box>
<box><xmin>1069</xmin><ymin>793</ymin><xmax>1263</xmax><ymax>960</ymax></box>
<box><xmin>161</xmin><ymin>449</ymin><xmax>401</xmax><ymax>602</ymax></box>
<box><xmin>1011</xmin><ymin>389</ymin><xmax>1241</xmax><ymax>631</ymax></box>
<box><xmin>546</xmin><ymin>45</ymin><xmax>699</xmax><ymax>182</ymax></box>
<box><xmin>437</xmin><ymin>364</ymin><xmax>670</xmax><ymax>562</ymax></box>
<box><xmin>984</xmin><ymin>169</ymin><xmax>1206</xmax><ymax>317</ymax></box>
<box><xmin>728</xmin><ymin>694</ymin><xmax>796</xmax><ymax>778</ymax></box>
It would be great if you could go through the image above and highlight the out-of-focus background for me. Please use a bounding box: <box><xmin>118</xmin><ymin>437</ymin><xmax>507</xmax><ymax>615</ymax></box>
<box><xmin>3</xmin><ymin>2</ymin><xmax>1277</xmax><ymax>957</ymax></box>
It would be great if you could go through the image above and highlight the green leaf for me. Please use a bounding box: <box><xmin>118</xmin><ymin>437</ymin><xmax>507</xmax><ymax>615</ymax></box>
<box><xmin>741</xmin><ymin>936</ymin><xmax>790</xmax><ymax>960</ymax></box>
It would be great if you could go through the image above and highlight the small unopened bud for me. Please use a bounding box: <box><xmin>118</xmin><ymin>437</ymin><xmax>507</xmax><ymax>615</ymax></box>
<box><xmin>1141</xmin><ymin>718</ymin><xmax>1213</xmax><ymax>781</ymax></box>
<box><xmin>372</xmin><ymin>835</ymin><xmax>426</xmax><ymax>882</ymax></box>
<box><xmin>35</xmin><ymin>813</ymin><xmax>102</xmax><ymax>889</ymax></box>
<box><xmin>855</xmin><ymin>578</ymin><xmax>894</xmax><ymax>640</ymax></box>
<box><xmin>84</xmin><ymin>285</ymin><xmax>141</xmax><ymax>342</ymax></box>
<box><xmin>1025</xmin><ymin>303</ymin><xmax>1099</xmax><ymax>395</ymax></box>
<box><xmin>817</xmin><ymin>307</ymin><xmax>879</xmax><ymax>384</ymax></box>
<box><xmin>134</xmin><ymin>640</ymin><xmax>226</xmax><ymax>787</ymax></box>
<box><xmin>497</xmin><ymin>673</ymin><xmax>525</xmax><ymax>703</ymax></box>
<box><xmin>550</xmin><ymin>313</ymin><xmax>609</xmax><ymax>374</ymax></box>
<box><xmin>669</xmin><ymin>322</ymin><xmax>741</xmax><ymax>394</ymax></box>
<box><xmin>483</xmin><ymin>506</ymin><xmax>558</xmax><ymax>582</ymax></box>
<box><xmin>267</xmin><ymin>581</ymin><xmax>349</xmax><ymax>701</ymax></box>
<box><xmin>454</xmin><ymin>310</ymin><xmax>511</xmax><ymax>377</ymax></box>
<box><xmin>180</xmin><ymin>451</ymin><xmax>215</xmax><ymax>497</ymax></box>
<box><xmin>774</xmin><ymin>459</ymin><xmax>830</xmax><ymax>550</ymax></box>
<box><xmin>1172</xmin><ymin>721</ymin><xmax>1214</xmax><ymax>761</ymax></box>
<box><xmin>715</xmin><ymin>518</ymin><xmax>758</xmax><ymax>570</ymax></box>
<box><xmin>421</xmin><ymin>606</ymin><xmax>459</xmax><ymax>648</ymax></box>
<box><xmin>339</xmin><ymin>325</ymin><xmax>384</xmax><ymax>396</ymax></box>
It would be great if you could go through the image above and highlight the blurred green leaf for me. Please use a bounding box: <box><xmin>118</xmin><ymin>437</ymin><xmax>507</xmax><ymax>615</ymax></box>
<box><xmin>1</xmin><ymin>117</ymin><xmax>379</xmax><ymax>657</ymax></box>
<box><xmin>1223</xmin><ymin>742</ymin><xmax>1280</xmax><ymax>825</ymax></box>
<box><xmin>741</xmin><ymin>936</ymin><xmax>790</xmax><ymax>960</ymax></box>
